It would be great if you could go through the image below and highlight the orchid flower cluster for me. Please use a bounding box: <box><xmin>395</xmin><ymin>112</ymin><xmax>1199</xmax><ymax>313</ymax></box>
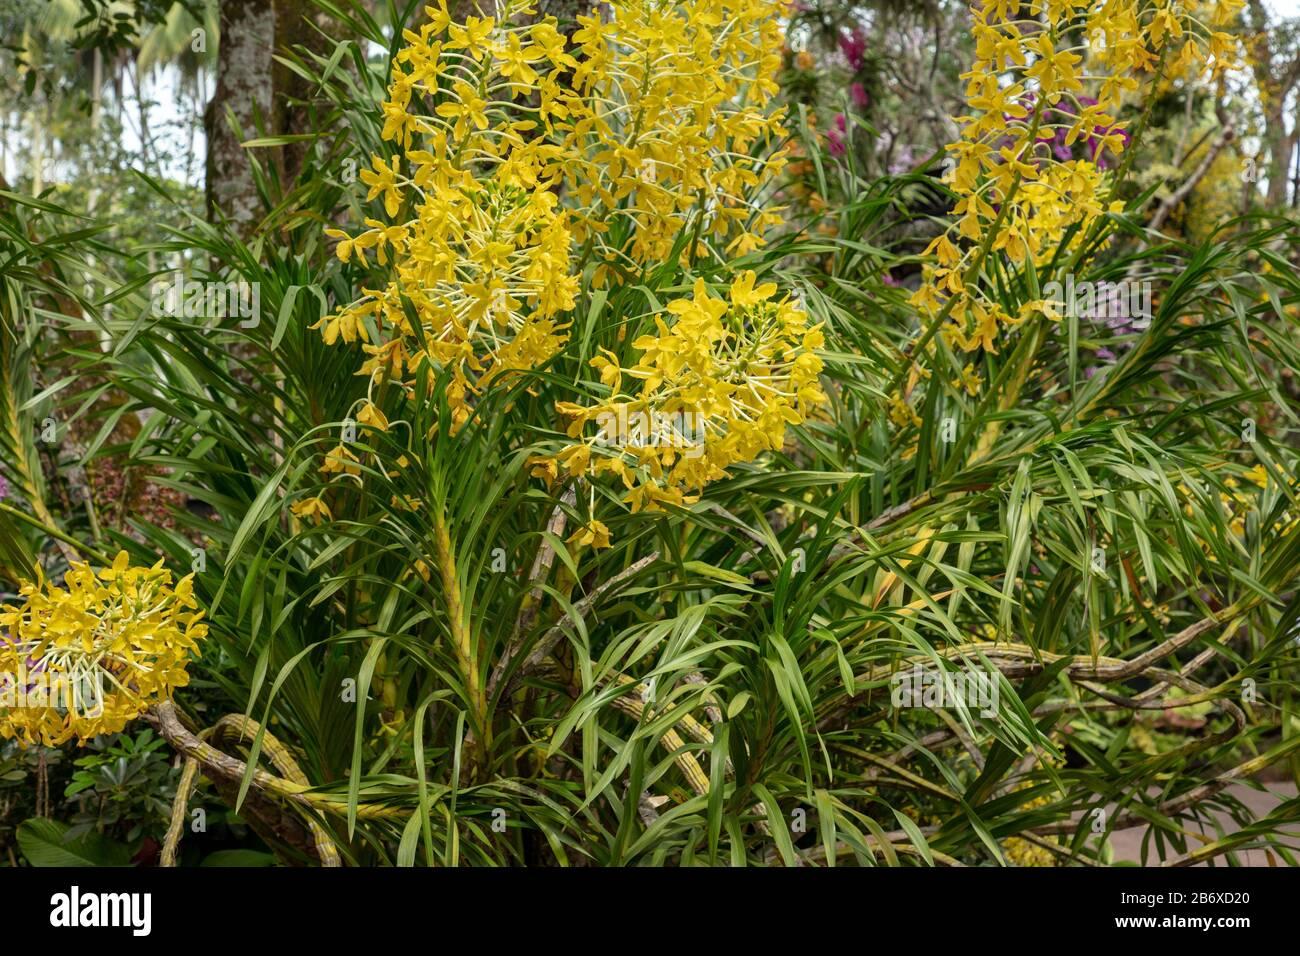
<box><xmin>0</xmin><ymin>552</ymin><xmax>207</xmax><ymax>747</ymax></box>
<box><xmin>317</xmin><ymin>0</ymin><xmax>583</xmax><ymax>435</ymax></box>
<box><xmin>310</xmin><ymin>0</ymin><xmax>812</xmax><ymax>535</ymax></box>
<box><xmin>560</xmin><ymin>0</ymin><xmax>790</xmax><ymax>268</ymax></box>
<box><xmin>911</xmin><ymin>0</ymin><xmax>1243</xmax><ymax>356</ymax></box>
<box><xmin>531</xmin><ymin>272</ymin><xmax>826</xmax><ymax>517</ymax></box>
<box><xmin>316</xmin><ymin>0</ymin><xmax>791</xmax><ymax>437</ymax></box>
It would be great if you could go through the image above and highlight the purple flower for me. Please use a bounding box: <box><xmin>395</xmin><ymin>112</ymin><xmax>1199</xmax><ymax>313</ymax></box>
<box><xmin>888</xmin><ymin>145</ymin><xmax>915</xmax><ymax>175</ymax></box>
<box><xmin>850</xmin><ymin>82</ymin><xmax>869</xmax><ymax>109</ymax></box>
<box><xmin>0</xmin><ymin>473</ymin><xmax>7</xmax><ymax>502</ymax></box>
<box><xmin>1089</xmin><ymin>126</ymin><xmax>1129</xmax><ymax>169</ymax></box>
<box><xmin>1050</xmin><ymin>128</ymin><xmax>1072</xmax><ymax>161</ymax></box>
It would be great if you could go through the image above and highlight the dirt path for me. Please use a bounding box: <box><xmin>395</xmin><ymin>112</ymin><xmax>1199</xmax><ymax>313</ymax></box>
<box><xmin>1106</xmin><ymin>783</ymin><xmax>1299</xmax><ymax>865</ymax></box>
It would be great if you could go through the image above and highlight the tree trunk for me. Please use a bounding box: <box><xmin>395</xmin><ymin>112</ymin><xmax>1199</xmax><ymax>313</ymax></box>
<box><xmin>275</xmin><ymin>0</ymin><xmax>338</xmax><ymax>186</ymax></box>
<box><xmin>1263</xmin><ymin>105</ymin><xmax>1296</xmax><ymax>208</ymax></box>
<box><xmin>1292</xmin><ymin>127</ymin><xmax>1300</xmax><ymax>209</ymax></box>
<box><xmin>205</xmin><ymin>0</ymin><xmax>276</xmax><ymax>233</ymax></box>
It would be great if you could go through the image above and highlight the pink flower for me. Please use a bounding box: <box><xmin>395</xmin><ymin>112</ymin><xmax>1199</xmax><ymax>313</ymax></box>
<box><xmin>826</xmin><ymin>114</ymin><xmax>849</xmax><ymax>156</ymax></box>
<box><xmin>850</xmin><ymin>83</ymin><xmax>869</xmax><ymax>109</ymax></box>
<box><xmin>827</xmin><ymin>127</ymin><xmax>846</xmax><ymax>157</ymax></box>
<box><xmin>839</xmin><ymin>28</ymin><xmax>867</xmax><ymax>71</ymax></box>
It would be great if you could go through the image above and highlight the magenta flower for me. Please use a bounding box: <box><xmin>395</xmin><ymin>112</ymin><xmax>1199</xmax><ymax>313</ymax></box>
<box><xmin>839</xmin><ymin>28</ymin><xmax>867</xmax><ymax>71</ymax></box>
<box><xmin>827</xmin><ymin>127</ymin><xmax>846</xmax><ymax>157</ymax></box>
